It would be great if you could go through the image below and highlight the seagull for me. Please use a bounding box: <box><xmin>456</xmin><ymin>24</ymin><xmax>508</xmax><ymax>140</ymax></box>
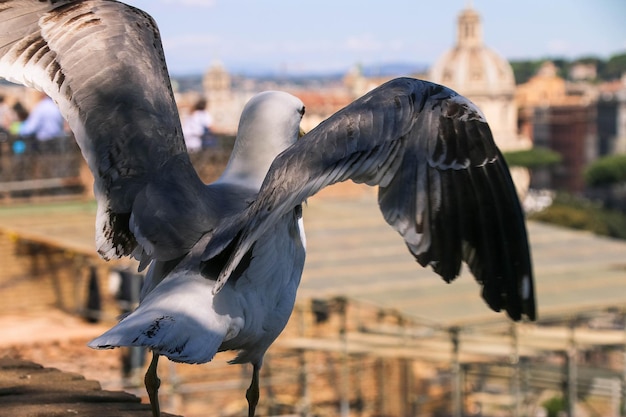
<box><xmin>0</xmin><ymin>1</ymin><xmax>536</xmax><ymax>416</ymax></box>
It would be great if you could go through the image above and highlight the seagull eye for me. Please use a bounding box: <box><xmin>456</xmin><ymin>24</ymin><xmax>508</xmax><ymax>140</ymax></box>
<box><xmin>298</xmin><ymin>106</ymin><xmax>305</xmax><ymax>117</ymax></box>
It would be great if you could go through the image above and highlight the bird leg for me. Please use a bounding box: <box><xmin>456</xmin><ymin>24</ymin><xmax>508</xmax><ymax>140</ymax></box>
<box><xmin>144</xmin><ymin>351</ymin><xmax>161</xmax><ymax>417</ymax></box>
<box><xmin>246</xmin><ymin>363</ymin><xmax>261</xmax><ymax>417</ymax></box>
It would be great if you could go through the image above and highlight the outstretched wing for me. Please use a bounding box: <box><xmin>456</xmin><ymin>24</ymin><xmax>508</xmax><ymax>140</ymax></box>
<box><xmin>0</xmin><ymin>0</ymin><xmax>214</xmax><ymax>261</ymax></box>
<box><xmin>205</xmin><ymin>77</ymin><xmax>535</xmax><ymax>321</ymax></box>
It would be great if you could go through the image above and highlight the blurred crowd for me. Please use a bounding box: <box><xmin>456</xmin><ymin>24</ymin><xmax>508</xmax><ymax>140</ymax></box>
<box><xmin>0</xmin><ymin>92</ymin><xmax>71</xmax><ymax>154</ymax></box>
<box><xmin>0</xmin><ymin>92</ymin><xmax>221</xmax><ymax>189</ymax></box>
<box><xmin>1</xmin><ymin>93</ymin><xmax>217</xmax><ymax>155</ymax></box>
<box><xmin>0</xmin><ymin>92</ymin><xmax>77</xmax><ymax>183</ymax></box>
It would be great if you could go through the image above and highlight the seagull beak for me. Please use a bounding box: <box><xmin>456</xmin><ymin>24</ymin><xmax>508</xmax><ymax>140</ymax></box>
<box><xmin>297</xmin><ymin>106</ymin><xmax>306</xmax><ymax>139</ymax></box>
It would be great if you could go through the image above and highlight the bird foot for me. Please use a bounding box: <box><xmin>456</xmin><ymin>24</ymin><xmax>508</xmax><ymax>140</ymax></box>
<box><xmin>145</xmin><ymin>352</ymin><xmax>161</xmax><ymax>417</ymax></box>
<box><xmin>246</xmin><ymin>364</ymin><xmax>260</xmax><ymax>417</ymax></box>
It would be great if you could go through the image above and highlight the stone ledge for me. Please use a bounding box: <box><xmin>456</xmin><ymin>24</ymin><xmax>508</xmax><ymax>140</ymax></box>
<box><xmin>0</xmin><ymin>357</ymin><xmax>181</xmax><ymax>417</ymax></box>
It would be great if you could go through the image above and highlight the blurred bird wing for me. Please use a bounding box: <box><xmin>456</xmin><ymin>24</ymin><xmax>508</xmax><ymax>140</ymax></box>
<box><xmin>0</xmin><ymin>0</ymin><xmax>214</xmax><ymax>261</ymax></box>
<box><xmin>205</xmin><ymin>77</ymin><xmax>535</xmax><ymax>321</ymax></box>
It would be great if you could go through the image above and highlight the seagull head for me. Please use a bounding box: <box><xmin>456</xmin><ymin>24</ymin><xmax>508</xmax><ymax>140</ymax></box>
<box><xmin>218</xmin><ymin>91</ymin><xmax>305</xmax><ymax>190</ymax></box>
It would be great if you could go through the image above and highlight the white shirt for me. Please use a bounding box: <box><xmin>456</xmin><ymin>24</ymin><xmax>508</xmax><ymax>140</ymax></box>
<box><xmin>19</xmin><ymin>97</ymin><xmax>64</xmax><ymax>141</ymax></box>
<box><xmin>182</xmin><ymin>110</ymin><xmax>213</xmax><ymax>152</ymax></box>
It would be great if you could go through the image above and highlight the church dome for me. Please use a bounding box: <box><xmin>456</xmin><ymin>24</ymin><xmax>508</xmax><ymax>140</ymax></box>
<box><xmin>428</xmin><ymin>5</ymin><xmax>529</xmax><ymax>154</ymax></box>
<box><xmin>427</xmin><ymin>6</ymin><xmax>531</xmax><ymax>199</ymax></box>
<box><xmin>429</xmin><ymin>7</ymin><xmax>515</xmax><ymax>98</ymax></box>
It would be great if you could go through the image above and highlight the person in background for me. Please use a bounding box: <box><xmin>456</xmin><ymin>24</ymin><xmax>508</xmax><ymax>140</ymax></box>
<box><xmin>6</xmin><ymin>101</ymin><xmax>28</xmax><ymax>157</ymax></box>
<box><xmin>9</xmin><ymin>101</ymin><xmax>28</xmax><ymax>135</ymax></box>
<box><xmin>0</xmin><ymin>95</ymin><xmax>12</xmax><ymax>145</ymax></box>
<box><xmin>5</xmin><ymin>101</ymin><xmax>29</xmax><ymax>179</ymax></box>
<box><xmin>182</xmin><ymin>98</ymin><xmax>214</xmax><ymax>152</ymax></box>
<box><xmin>19</xmin><ymin>93</ymin><xmax>65</xmax><ymax>153</ymax></box>
<box><xmin>0</xmin><ymin>95</ymin><xmax>13</xmax><ymax>160</ymax></box>
<box><xmin>0</xmin><ymin>95</ymin><xmax>15</xmax><ymax>132</ymax></box>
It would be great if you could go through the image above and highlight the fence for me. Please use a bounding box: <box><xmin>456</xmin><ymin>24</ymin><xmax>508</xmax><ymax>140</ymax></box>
<box><xmin>0</xmin><ymin>129</ymin><xmax>84</xmax><ymax>200</ymax></box>
<box><xmin>0</xmin><ymin>130</ymin><xmax>235</xmax><ymax>201</ymax></box>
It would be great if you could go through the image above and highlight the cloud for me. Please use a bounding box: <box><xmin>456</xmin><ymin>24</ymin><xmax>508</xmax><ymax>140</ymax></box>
<box><xmin>546</xmin><ymin>39</ymin><xmax>571</xmax><ymax>55</ymax></box>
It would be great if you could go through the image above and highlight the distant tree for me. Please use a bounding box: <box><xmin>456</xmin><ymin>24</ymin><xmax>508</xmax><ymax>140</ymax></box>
<box><xmin>510</xmin><ymin>60</ymin><xmax>543</xmax><ymax>84</ymax></box>
<box><xmin>549</xmin><ymin>57</ymin><xmax>570</xmax><ymax>79</ymax></box>
<box><xmin>530</xmin><ymin>193</ymin><xmax>626</xmax><ymax>240</ymax></box>
<box><xmin>509</xmin><ymin>53</ymin><xmax>626</xmax><ymax>84</ymax></box>
<box><xmin>541</xmin><ymin>396</ymin><xmax>566</xmax><ymax>417</ymax></box>
<box><xmin>575</xmin><ymin>56</ymin><xmax>603</xmax><ymax>65</ymax></box>
<box><xmin>601</xmin><ymin>52</ymin><xmax>626</xmax><ymax>80</ymax></box>
<box><xmin>584</xmin><ymin>154</ymin><xmax>626</xmax><ymax>187</ymax></box>
<box><xmin>503</xmin><ymin>147</ymin><xmax>562</xmax><ymax>169</ymax></box>
<box><xmin>584</xmin><ymin>154</ymin><xmax>626</xmax><ymax>212</ymax></box>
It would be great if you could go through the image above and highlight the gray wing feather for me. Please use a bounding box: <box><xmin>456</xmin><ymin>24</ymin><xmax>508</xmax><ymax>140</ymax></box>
<box><xmin>205</xmin><ymin>78</ymin><xmax>535</xmax><ymax>321</ymax></box>
<box><xmin>0</xmin><ymin>0</ymin><xmax>212</xmax><ymax>261</ymax></box>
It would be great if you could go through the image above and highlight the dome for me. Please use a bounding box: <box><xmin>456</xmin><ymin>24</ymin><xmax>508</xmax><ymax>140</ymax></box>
<box><xmin>427</xmin><ymin>6</ymin><xmax>531</xmax><ymax>199</ymax></box>
<box><xmin>429</xmin><ymin>7</ymin><xmax>515</xmax><ymax>98</ymax></box>
<box><xmin>203</xmin><ymin>60</ymin><xmax>231</xmax><ymax>93</ymax></box>
<box><xmin>430</xmin><ymin>47</ymin><xmax>516</xmax><ymax>97</ymax></box>
<box><xmin>428</xmin><ymin>6</ymin><xmax>529</xmax><ymax>154</ymax></box>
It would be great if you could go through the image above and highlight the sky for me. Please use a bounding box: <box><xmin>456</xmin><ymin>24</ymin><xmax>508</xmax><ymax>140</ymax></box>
<box><xmin>124</xmin><ymin>0</ymin><xmax>626</xmax><ymax>76</ymax></box>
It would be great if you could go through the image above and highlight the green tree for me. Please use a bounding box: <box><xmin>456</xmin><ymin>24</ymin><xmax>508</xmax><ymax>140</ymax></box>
<box><xmin>530</xmin><ymin>193</ymin><xmax>626</xmax><ymax>240</ymax></box>
<box><xmin>510</xmin><ymin>60</ymin><xmax>543</xmax><ymax>84</ymax></box>
<box><xmin>584</xmin><ymin>154</ymin><xmax>626</xmax><ymax>187</ymax></box>
<box><xmin>542</xmin><ymin>396</ymin><xmax>566</xmax><ymax>417</ymax></box>
<box><xmin>509</xmin><ymin>52</ymin><xmax>626</xmax><ymax>84</ymax></box>
<box><xmin>601</xmin><ymin>52</ymin><xmax>626</xmax><ymax>80</ymax></box>
<box><xmin>502</xmin><ymin>147</ymin><xmax>562</xmax><ymax>169</ymax></box>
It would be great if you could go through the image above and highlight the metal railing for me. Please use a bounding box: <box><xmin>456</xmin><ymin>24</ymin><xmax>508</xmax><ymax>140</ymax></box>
<box><xmin>0</xmin><ymin>129</ymin><xmax>84</xmax><ymax>200</ymax></box>
<box><xmin>0</xmin><ymin>131</ymin><xmax>235</xmax><ymax>200</ymax></box>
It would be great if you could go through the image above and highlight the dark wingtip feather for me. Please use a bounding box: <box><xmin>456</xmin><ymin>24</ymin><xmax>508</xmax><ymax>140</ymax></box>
<box><xmin>466</xmin><ymin>143</ymin><xmax>535</xmax><ymax>322</ymax></box>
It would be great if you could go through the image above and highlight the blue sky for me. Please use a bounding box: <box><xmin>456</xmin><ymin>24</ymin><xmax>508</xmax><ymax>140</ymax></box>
<box><xmin>124</xmin><ymin>0</ymin><xmax>626</xmax><ymax>75</ymax></box>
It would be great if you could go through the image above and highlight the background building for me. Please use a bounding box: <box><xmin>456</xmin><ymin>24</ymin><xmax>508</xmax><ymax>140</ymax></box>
<box><xmin>597</xmin><ymin>74</ymin><xmax>626</xmax><ymax>156</ymax></box>
<box><xmin>428</xmin><ymin>6</ymin><xmax>530</xmax><ymax>153</ymax></box>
